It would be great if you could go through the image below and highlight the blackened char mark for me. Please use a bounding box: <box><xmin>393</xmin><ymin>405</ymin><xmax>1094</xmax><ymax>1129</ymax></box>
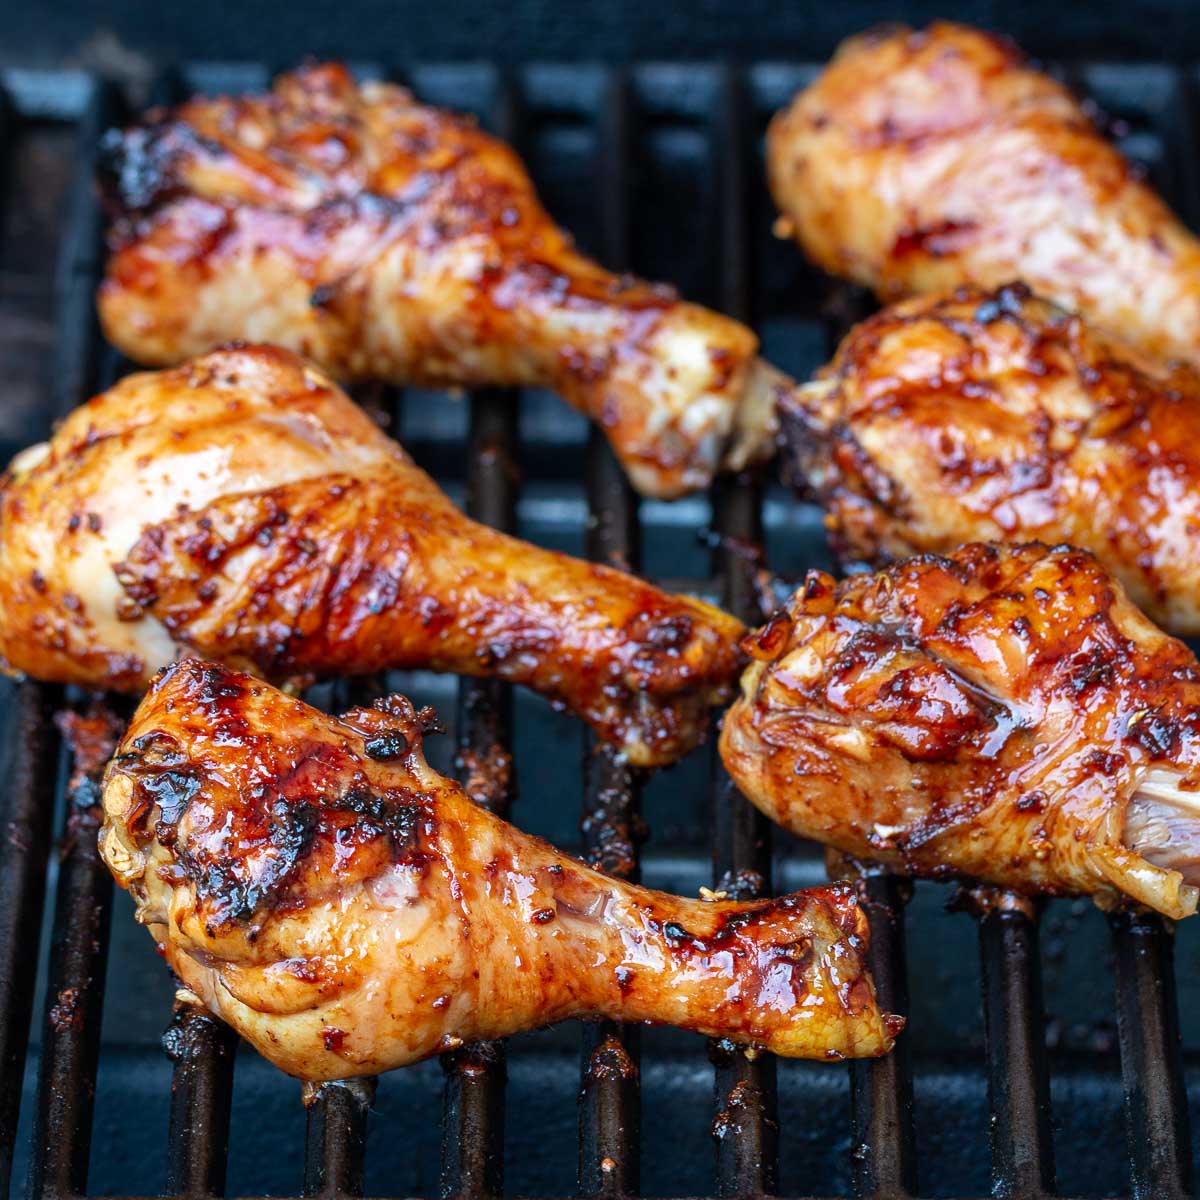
<box><xmin>97</xmin><ymin>120</ymin><xmax>225</xmax><ymax>221</ymax></box>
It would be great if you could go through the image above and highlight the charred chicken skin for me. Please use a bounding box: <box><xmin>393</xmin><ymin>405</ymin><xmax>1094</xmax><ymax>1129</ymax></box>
<box><xmin>0</xmin><ymin>345</ymin><xmax>743</xmax><ymax>767</ymax></box>
<box><xmin>767</xmin><ymin>22</ymin><xmax>1200</xmax><ymax>365</ymax></box>
<box><xmin>783</xmin><ymin>283</ymin><xmax>1200</xmax><ymax>635</ymax></box>
<box><xmin>99</xmin><ymin>658</ymin><xmax>901</xmax><ymax>1078</ymax></box>
<box><xmin>98</xmin><ymin>62</ymin><xmax>786</xmax><ymax>499</ymax></box>
<box><xmin>720</xmin><ymin>542</ymin><xmax>1200</xmax><ymax>921</ymax></box>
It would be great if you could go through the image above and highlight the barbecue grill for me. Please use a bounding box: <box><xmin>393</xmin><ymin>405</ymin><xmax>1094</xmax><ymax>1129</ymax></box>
<box><xmin>0</xmin><ymin>50</ymin><xmax>1197</xmax><ymax>1200</ymax></box>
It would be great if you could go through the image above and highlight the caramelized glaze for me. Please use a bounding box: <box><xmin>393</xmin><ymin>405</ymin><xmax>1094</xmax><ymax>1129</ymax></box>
<box><xmin>100</xmin><ymin>659</ymin><xmax>901</xmax><ymax>1078</ymax></box>
<box><xmin>782</xmin><ymin>283</ymin><xmax>1200</xmax><ymax>634</ymax></box>
<box><xmin>767</xmin><ymin>22</ymin><xmax>1200</xmax><ymax>364</ymax></box>
<box><xmin>721</xmin><ymin>543</ymin><xmax>1200</xmax><ymax>919</ymax></box>
<box><xmin>98</xmin><ymin>62</ymin><xmax>784</xmax><ymax>498</ymax></box>
<box><xmin>0</xmin><ymin>345</ymin><xmax>743</xmax><ymax>767</ymax></box>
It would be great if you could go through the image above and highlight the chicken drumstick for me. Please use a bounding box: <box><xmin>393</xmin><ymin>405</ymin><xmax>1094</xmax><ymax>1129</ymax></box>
<box><xmin>782</xmin><ymin>283</ymin><xmax>1200</xmax><ymax>635</ymax></box>
<box><xmin>99</xmin><ymin>62</ymin><xmax>786</xmax><ymax>498</ymax></box>
<box><xmin>99</xmin><ymin>658</ymin><xmax>901</xmax><ymax>1078</ymax></box>
<box><xmin>768</xmin><ymin>22</ymin><xmax>1200</xmax><ymax>365</ymax></box>
<box><xmin>0</xmin><ymin>345</ymin><xmax>743</xmax><ymax>767</ymax></box>
<box><xmin>721</xmin><ymin>542</ymin><xmax>1200</xmax><ymax>920</ymax></box>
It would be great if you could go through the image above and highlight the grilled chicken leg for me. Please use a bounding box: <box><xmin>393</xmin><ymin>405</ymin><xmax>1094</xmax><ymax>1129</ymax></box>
<box><xmin>98</xmin><ymin>62</ymin><xmax>785</xmax><ymax>499</ymax></box>
<box><xmin>782</xmin><ymin>283</ymin><xmax>1200</xmax><ymax>635</ymax></box>
<box><xmin>767</xmin><ymin>22</ymin><xmax>1200</xmax><ymax>365</ymax></box>
<box><xmin>0</xmin><ymin>345</ymin><xmax>743</xmax><ymax>767</ymax></box>
<box><xmin>99</xmin><ymin>658</ymin><xmax>900</xmax><ymax>1078</ymax></box>
<box><xmin>721</xmin><ymin>542</ymin><xmax>1200</xmax><ymax>920</ymax></box>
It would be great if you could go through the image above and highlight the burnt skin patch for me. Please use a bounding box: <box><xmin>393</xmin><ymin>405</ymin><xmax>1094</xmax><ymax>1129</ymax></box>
<box><xmin>364</xmin><ymin>731</ymin><xmax>409</xmax><ymax>760</ymax></box>
<box><xmin>1129</xmin><ymin>707</ymin><xmax>1183</xmax><ymax>759</ymax></box>
<box><xmin>141</xmin><ymin>770</ymin><xmax>202</xmax><ymax>844</ymax></box>
<box><xmin>119</xmin><ymin>709</ymin><xmax>433</xmax><ymax>929</ymax></box>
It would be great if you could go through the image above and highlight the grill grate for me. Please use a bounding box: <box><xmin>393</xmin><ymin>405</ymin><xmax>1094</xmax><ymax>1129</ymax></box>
<box><xmin>0</xmin><ymin>55</ymin><xmax>1196</xmax><ymax>1200</ymax></box>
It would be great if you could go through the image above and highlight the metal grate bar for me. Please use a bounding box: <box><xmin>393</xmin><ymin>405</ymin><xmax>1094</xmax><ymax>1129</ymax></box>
<box><xmin>26</xmin><ymin>708</ymin><xmax>117</xmax><ymax>1200</ymax></box>
<box><xmin>24</xmin><ymin>74</ymin><xmax>123</xmax><ymax>1200</ymax></box>
<box><xmin>437</xmin><ymin>71</ymin><xmax>521</xmax><ymax>1200</ymax></box>
<box><xmin>976</xmin><ymin>902</ymin><xmax>1055</xmax><ymax>1198</ymax></box>
<box><xmin>122</xmin><ymin>66</ymin><xmax>249</xmax><ymax>1200</ymax></box>
<box><xmin>50</xmin><ymin>77</ymin><xmax>118</xmax><ymax>419</ymax></box>
<box><xmin>304</xmin><ymin>1080</ymin><xmax>375</xmax><ymax>1199</ymax></box>
<box><xmin>1110</xmin><ymin>911</ymin><xmax>1194</xmax><ymax>1200</ymax></box>
<box><xmin>811</xmin><ymin>163</ymin><xmax>919</xmax><ymax>1200</ymax></box>
<box><xmin>164</xmin><ymin>1004</ymin><xmax>239</xmax><ymax>1197</ymax></box>
<box><xmin>707</xmin><ymin>67</ymin><xmax>779</xmax><ymax>1199</ymax></box>
<box><xmin>438</xmin><ymin>383</ymin><xmax>518</xmax><ymax>1200</ymax></box>
<box><xmin>848</xmin><ymin>876</ymin><xmax>916</xmax><ymax>1199</ymax></box>
<box><xmin>578</xmin><ymin>68</ymin><xmax>642</xmax><ymax>1200</ymax></box>
<box><xmin>0</xmin><ymin>682</ymin><xmax>60</xmax><ymax>1196</ymax></box>
<box><xmin>0</xmin><ymin>78</ymin><xmax>66</xmax><ymax>1158</ymax></box>
<box><xmin>439</xmin><ymin>1039</ymin><xmax>507</xmax><ymax>1200</ymax></box>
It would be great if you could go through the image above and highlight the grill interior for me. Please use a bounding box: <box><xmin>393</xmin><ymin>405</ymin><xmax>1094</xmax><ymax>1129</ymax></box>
<box><xmin>0</xmin><ymin>57</ymin><xmax>1198</xmax><ymax>1200</ymax></box>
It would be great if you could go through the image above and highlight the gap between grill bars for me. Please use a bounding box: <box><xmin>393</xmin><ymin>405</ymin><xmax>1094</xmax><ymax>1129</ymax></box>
<box><xmin>0</xmin><ymin>56</ymin><xmax>1195</xmax><ymax>1200</ymax></box>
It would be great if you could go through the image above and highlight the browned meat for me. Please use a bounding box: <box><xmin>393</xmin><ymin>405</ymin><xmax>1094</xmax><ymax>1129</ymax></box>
<box><xmin>99</xmin><ymin>658</ymin><xmax>901</xmax><ymax>1078</ymax></box>
<box><xmin>0</xmin><ymin>345</ymin><xmax>744</xmax><ymax>767</ymax></box>
<box><xmin>781</xmin><ymin>283</ymin><xmax>1200</xmax><ymax>635</ymax></box>
<box><xmin>98</xmin><ymin>62</ymin><xmax>787</xmax><ymax>498</ymax></box>
<box><xmin>720</xmin><ymin>542</ymin><xmax>1200</xmax><ymax>920</ymax></box>
<box><xmin>767</xmin><ymin>22</ymin><xmax>1200</xmax><ymax>365</ymax></box>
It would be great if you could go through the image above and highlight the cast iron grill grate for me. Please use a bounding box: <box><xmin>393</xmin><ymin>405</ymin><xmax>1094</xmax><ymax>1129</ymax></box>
<box><xmin>0</xmin><ymin>56</ymin><xmax>1195</xmax><ymax>1200</ymax></box>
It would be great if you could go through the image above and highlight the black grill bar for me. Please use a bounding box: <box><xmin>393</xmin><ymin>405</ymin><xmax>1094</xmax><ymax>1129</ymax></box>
<box><xmin>578</xmin><ymin>68</ymin><xmax>643</xmax><ymax>1200</ymax></box>
<box><xmin>975</xmin><ymin>899</ymin><xmax>1055</xmax><ymax>1198</ymax></box>
<box><xmin>127</xmin><ymin>65</ymin><xmax>247</xmax><ymax>1200</ymax></box>
<box><xmin>438</xmin><ymin>73</ymin><xmax>521</xmax><ymax>1200</ymax></box>
<box><xmin>1110</xmin><ymin>911</ymin><xmax>1194</xmax><ymax>1200</ymax></box>
<box><xmin>708</xmin><ymin>67</ymin><xmax>780</xmax><ymax>1199</ymax></box>
<box><xmin>26</xmin><ymin>708</ymin><xmax>117</xmax><ymax>1200</ymax></box>
<box><xmin>438</xmin><ymin>384</ymin><xmax>519</xmax><ymax>1200</ymax></box>
<box><xmin>848</xmin><ymin>876</ymin><xmax>916</xmax><ymax>1199</ymax></box>
<box><xmin>164</xmin><ymin>1004</ymin><xmax>239</xmax><ymax>1198</ymax></box>
<box><xmin>294</xmin><ymin>534</ymin><xmax>391</xmax><ymax>1186</ymax></box>
<box><xmin>49</xmin><ymin>76</ymin><xmax>118</xmax><ymax>419</ymax></box>
<box><xmin>24</xmin><ymin>72</ymin><xmax>122</xmax><ymax>1200</ymax></box>
<box><xmin>0</xmin><ymin>682</ymin><xmax>60</xmax><ymax>1196</ymax></box>
<box><xmin>439</xmin><ymin>1040</ymin><xmax>507</xmax><ymax>1200</ymax></box>
<box><xmin>303</xmin><ymin>1080</ymin><xmax>375</xmax><ymax>1199</ymax></box>
<box><xmin>815</xmin><ymin>217</ymin><xmax>918</xmax><ymax>1200</ymax></box>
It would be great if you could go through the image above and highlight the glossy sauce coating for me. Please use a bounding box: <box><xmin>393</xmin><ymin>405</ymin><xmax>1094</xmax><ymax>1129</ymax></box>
<box><xmin>720</xmin><ymin>543</ymin><xmax>1200</xmax><ymax>919</ymax></box>
<box><xmin>98</xmin><ymin>62</ymin><xmax>784</xmax><ymax>498</ymax></box>
<box><xmin>783</xmin><ymin>284</ymin><xmax>1200</xmax><ymax>634</ymax></box>
<box><xmin>0</xmin><ymin>345</ymin><xmax>743</xmax><ymax>767</ymax></box>
<box><xmin>99</xmin><ymin>658</ymin><xmax>901</xmax><ymax>1078</ymax></box>
<box><xmin>767</xmin><ymin>22</ymin><xmax>1200</xmax><ymax>364</ymax></box>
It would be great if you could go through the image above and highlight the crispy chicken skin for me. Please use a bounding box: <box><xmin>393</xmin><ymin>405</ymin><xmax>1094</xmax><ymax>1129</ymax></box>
<box><xmin>720</xmin><ymin>543</ymin><xmax>1200</xmax><ymax>920</ymax></box>
<box><xmin>0</xmin><ymin>345</ymin><xmax>743</xmax><ymax>767</ymax></box>
<box><xmin>99</xmin><ymin>658</ymin><xmax>901</xmax><ymax>1077</ymax></box>
<box><xmin>767</xmin><ymin>22</ymin><xmax>1200</xmax><ymax>364</ymax></box>
<box><xmin>97</xmin><ymin>62</ymin><xmax>785</xmax><ymax>499</ymax></box>
<box><xmin>782</xmin><ymin>284</ymin><xmax>1200</xmax><ymax>635</ymax></box>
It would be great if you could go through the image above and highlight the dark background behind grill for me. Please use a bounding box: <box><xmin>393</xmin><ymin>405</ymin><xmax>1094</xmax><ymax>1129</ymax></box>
<box><xmin>0</xmin><ymin>5</ymin><xmax>1199</xmax><ymax>1199</ymax></box>
<box><xmin>5</xmin><ymin>1</ymin><xmax>1200</xmax><ymax>70</ymax></box>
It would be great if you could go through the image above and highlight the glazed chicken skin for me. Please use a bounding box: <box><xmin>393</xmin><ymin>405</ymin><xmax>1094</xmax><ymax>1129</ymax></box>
<box><xmin>768</xmin><ymin>22</ymin><xmax>1200</xmax><ymax>365</ymax></box>
<box><xmin>0</xmin><ymin>345</ymin><xmax>743</xmax><ymax>767</ymax></box>
<box><xmin>721</xmin><ymin>542</ymin><xmax>1200</xmax><ymax>921</ymax></box>
<box><xmin>97</xmin><ymin>62</ymin><xmax>786</xmax><ymax>499</ymax></box>
<box><xmin>783</xmin><ymin>283</ymin><xmax>1200</xmax><ymax>635</ymax></box>
<box><xmin>99</xmin><ymin>658</ymin><xmax>901</xmax><ymax>1078</ymax></box>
